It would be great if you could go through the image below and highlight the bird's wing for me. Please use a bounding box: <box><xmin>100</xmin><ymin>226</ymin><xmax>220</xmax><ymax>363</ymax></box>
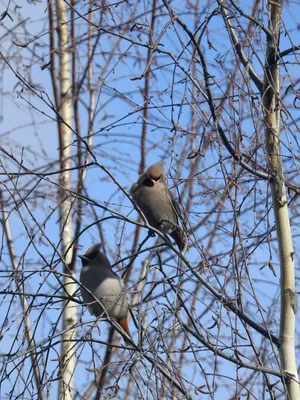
<box><xmin>168</xmin><ymin>190</ymin><xmax>182</xmax><ymax>223</ymax></box>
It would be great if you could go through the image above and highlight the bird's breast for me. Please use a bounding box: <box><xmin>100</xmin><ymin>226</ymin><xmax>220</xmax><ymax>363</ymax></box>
<box><xmin>132</xmin><ymin>185</ymin><xmax>177</xmax><ymax>232</ymax></box>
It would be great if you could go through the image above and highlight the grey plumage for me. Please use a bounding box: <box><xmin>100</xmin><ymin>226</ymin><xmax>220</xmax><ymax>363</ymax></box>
<box><xmin>130</xmin><ymin>162</ymin><xmax>185</xmax><ymax>250</ymax></box>
<box><xmin>79</xmin><ymin>244</ymin><xmax>131</xmax><ymax>340</ymax></box>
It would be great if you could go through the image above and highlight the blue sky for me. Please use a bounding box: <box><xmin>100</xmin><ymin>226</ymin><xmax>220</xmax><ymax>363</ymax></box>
<box><xmin>0</xmin><ymin>0</ymin><xmax>299</xmax><ymax>398</ymax></box>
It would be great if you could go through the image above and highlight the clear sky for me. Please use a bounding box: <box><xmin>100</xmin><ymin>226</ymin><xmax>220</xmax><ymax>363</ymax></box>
<box><xmin>0</xmin><ymin>0</ymin><xmax>299</xmax><ymax>399</ymax></box>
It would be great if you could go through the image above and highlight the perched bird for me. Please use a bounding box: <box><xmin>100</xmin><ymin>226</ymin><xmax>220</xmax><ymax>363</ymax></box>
<box><xmin>79</xmin><ymin>243</ymin><xmax>131</xmax><ymax>345</ymax></box>
<box><xmin>130</xmin><ymin>161</ymin><xmax>185</xmax><ymax>250</ymax></box>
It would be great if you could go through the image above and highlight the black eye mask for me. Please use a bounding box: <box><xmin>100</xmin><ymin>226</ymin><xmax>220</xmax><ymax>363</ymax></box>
<box><xmin>143</xmin><ymin>176</ymin><xmax>154</xmax><ymax>187</ymax></box>
<box><xmin>82</xmin><ymin>245</ymin><xmax>101</xmax><ymax>262</ymax></box>
<box><xmin>86</xmin><ymin>249</ymin><xmax>99</xmax><ymax>260</ymax></box>
<box><xmin>143</xmin><ymin>174</ymin><xmax>161</xmax><ymax>187</ymax></box>
<box><xmin>79</xmin><ymin>244</ymin><xmax>102</xmax><ymax>267</ymax></box>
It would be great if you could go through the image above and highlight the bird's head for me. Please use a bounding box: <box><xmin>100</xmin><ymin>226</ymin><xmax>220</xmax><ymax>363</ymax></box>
<box><xmin>141</xmin><ymin>161</ymin><xmax>165</xmax><ymax>187</ymax></box>
<box><xmin>78</xmin><ymin>243</ymin><xmax>103</xmax><ymax>267</ymax></box>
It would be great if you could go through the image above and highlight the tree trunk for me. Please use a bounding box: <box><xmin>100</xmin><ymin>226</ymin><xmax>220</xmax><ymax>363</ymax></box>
<box><xmin>55</xmin><ymin>0</ymin><xmax>77</xmax><ymax>398</ymax></box>
<box><xmin>263</xmin><ymin>1</ymin><xmax>300</xmax><ymax>398</ymax></box>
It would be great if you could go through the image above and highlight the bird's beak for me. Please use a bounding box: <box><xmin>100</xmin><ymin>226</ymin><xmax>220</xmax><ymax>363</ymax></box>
<box><xmin>78</xmin><ymin>255</ymin><xmax>89</xmax><ymax>262</ymax></box>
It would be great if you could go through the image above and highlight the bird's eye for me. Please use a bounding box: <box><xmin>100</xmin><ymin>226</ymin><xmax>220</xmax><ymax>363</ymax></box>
<box><xmin>87</xmin><ymin>250</ymin><xmax>98</xmax><ymax>260</ymax></box>
<box><xmin>143</xmin><ymin>176</ymin><xmax>154</xmax><ymax>187</ymax></box>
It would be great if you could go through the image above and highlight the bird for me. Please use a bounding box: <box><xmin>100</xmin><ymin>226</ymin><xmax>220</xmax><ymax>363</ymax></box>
<box><xmin>79</xmin><ymin>243</ymin><xmax>131</xmax><ymax>345</ymax></box>
<box><xmin>130</xmin><ymin>161</ymin><xmax>185</xmax><ymax>250</ymax></box>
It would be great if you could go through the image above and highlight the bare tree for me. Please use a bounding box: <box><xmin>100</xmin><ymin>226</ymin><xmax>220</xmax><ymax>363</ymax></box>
<box><xmin>0</xmin><ymin>0</ymin><xmax>299</xmax><ymax>399</ymax></box>
<box><xmin>53</xmin><ymin>0</ymin><xmax>77</xmax><ymax>397</ymax></box>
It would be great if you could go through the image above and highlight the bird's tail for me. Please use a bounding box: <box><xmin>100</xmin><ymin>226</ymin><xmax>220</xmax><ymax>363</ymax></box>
<box><xmin>118</xmin><ymin>317</ymin><xmax>132</xmax><ymax>347</ymax></box>
<box><xmin>170</xmin><ymin>228</ymin><xmax>186</xmax><ymax>251</ymax></box>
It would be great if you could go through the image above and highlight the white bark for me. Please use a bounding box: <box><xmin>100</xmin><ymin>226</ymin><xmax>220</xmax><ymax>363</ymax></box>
<box><xmin>55</xmin><ymin>0</ymin><xmax>77</xmax><ymax>399</ymax></box>
<box><xmin>263</xmin><ymin>1</ymin><xmax>300</xmax><ymax>398</ymax></box>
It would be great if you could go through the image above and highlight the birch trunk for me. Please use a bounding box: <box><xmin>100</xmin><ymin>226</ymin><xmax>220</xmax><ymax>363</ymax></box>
<box><xmin>263</xmin><ymin>2</ymin><xmax>300</xmax><ymax>398</ymax></box>
<box><xmin>55</xmin><ymin>0</ymin><xmax>77</xmax><ymax>398</ymax></box>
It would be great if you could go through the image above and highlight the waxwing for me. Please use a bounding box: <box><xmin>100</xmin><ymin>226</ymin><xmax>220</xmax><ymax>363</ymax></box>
<box><xmin>130</xmin><ymin>162</ymin><xmax>185</xmax><ymax>250</ymax></box>
<box><xmin>79</xmin><ymin>243</ymin><xmax>131</xmax><ymax>345</ymax></box>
